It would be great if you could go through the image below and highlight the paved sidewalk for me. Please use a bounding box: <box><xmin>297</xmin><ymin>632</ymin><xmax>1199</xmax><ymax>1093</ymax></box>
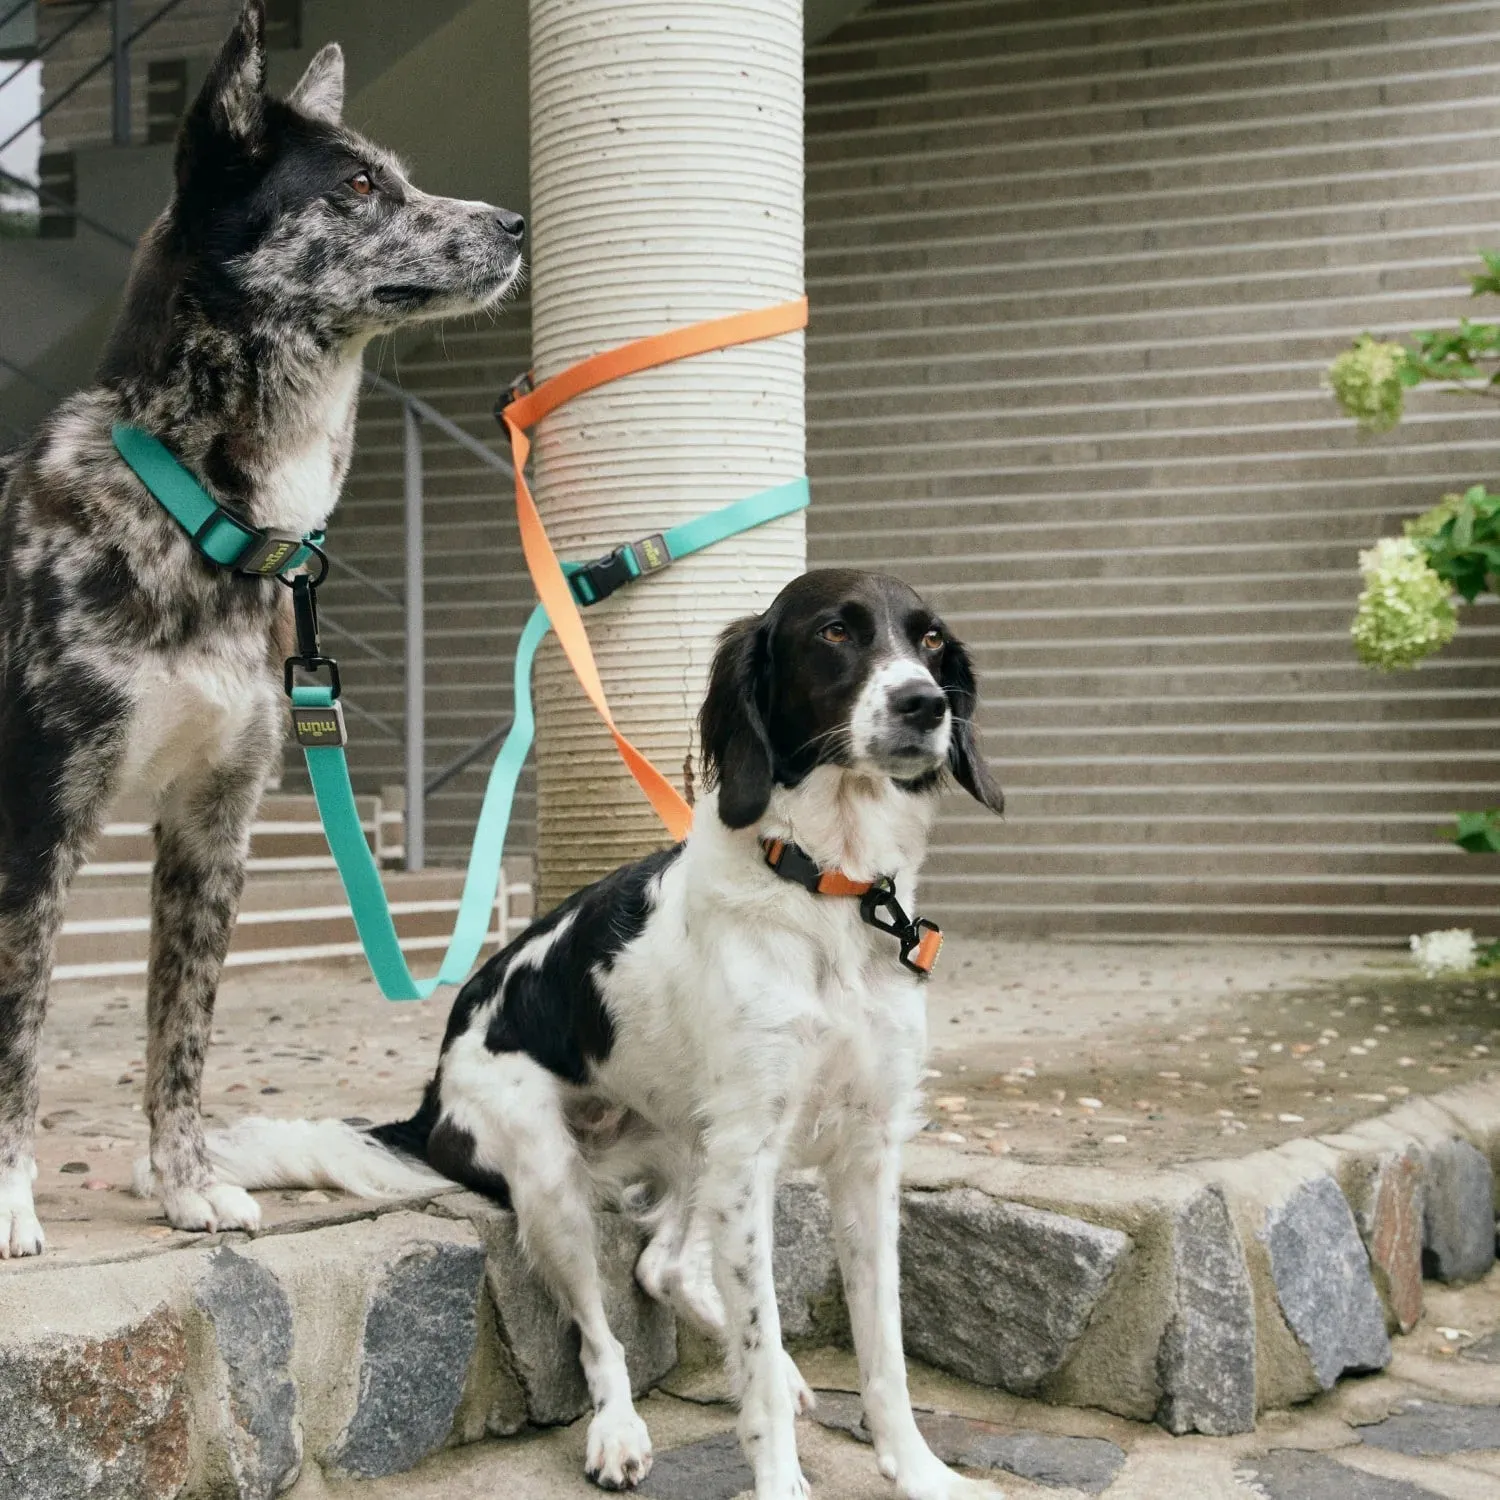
<box><xmin>21</xmin><ymin>937</ymin><xmax>1495</xmax><ymax>1263</ymax></box>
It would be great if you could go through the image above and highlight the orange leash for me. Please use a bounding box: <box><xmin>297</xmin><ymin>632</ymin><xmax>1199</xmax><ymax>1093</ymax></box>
<box><xmin>498</xmin><ymin>297</ymin><xmax>809</xmax><ymax>842</ymax></box>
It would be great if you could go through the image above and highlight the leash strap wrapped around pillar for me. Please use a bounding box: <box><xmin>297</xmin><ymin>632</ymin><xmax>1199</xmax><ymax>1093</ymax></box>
<box><xmin>293</xmin><ymin>474</ymin><xmax>808</xmax><ymax>1000</ymax></box>
<box><xmin>498</xmin><ymin>297</ymin><xmax>809</xmax><ymax>842</ymax></box>
<box><xmin>300</xmin><ymin>297</ymin><xmax>809</xmax><ymax>1000</ymax></box>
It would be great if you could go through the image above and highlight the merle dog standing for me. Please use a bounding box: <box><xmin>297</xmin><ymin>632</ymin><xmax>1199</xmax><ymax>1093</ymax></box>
<box><xmin>0</xmin><ymin>0</ymin><xmax>524</xmax><ymax>1255</ymax></box>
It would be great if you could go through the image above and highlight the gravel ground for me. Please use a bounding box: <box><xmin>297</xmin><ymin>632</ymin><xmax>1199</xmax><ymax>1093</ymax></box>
<box><xmin>19</xmin><ymin>938</ymin><xmax>1500</xmax><ymax>1261</ymax></box>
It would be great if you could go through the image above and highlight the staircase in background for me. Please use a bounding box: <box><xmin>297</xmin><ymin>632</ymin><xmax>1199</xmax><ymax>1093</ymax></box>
<box><xmin>56</xmin><ymin>792</ymin><xmax>534</xmax><ymax>981</ymax></box>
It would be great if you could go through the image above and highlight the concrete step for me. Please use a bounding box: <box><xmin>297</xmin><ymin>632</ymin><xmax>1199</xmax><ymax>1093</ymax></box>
<box><xmin>959</xmin><ymin>816</ymin><xmax>1469</xmax><ymax>848</ymax></box>
<box><xmin>942</xmin><ymin>785</ymin><xmax>1500</xmax><ymax>821</ymax></box>
<box><xmin>939</xmin><ymin>844</ymin><xmax>1489</xmax><ymax>880</ymax></box>
<box><xmin>978</xmin><ymin>754</ymin><xmax>1500</xmax><ymax>790</ymax></box>
<box><xmin>61</xmin><ymin>791</ymin><xmax>538</xmax><ymax>981</ymax></box>
<box><xmin>806</xmin><ymin>37</ymin><xmax>1500</xmax><ymax>132</ymax></box>
<box><xmin>807</xmin><ymin>198</ymin><xmax>1500</xmax><ymax>276</ymax></box>
<box><xmin>80</xmin><ymin>792</ymin><xmax>400</xmax><ymax>882</ymax></box>
<box><xmin>55</xmin><ymin>866</ymin><xmax>534</xmax><ymax>982</ymax></box>
<box><xmin>982</xmin><ymin>723</ymin><xmax>1500</xmax><ymax>759</ymax></box>
<box><xmin>990</xmin><ymin>694</ymin><xmax>1500</xmax><ymax>730</ymax></box>
<box><xmin>811</xmin><ymin>2</ymin><xmax>1493</xmax><ymax>64</ymax></box>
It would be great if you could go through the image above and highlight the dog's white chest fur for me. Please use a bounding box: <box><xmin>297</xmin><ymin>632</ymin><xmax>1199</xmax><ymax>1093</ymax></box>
<box><xmin>254</xmin><ymin>356</ymin><xmax>362</xmax><ymax>535</ymax></box>
<box><xmin>117</xmin><ymin>650</ymin><xmax>273</xmax><ymax>800</ymax></box>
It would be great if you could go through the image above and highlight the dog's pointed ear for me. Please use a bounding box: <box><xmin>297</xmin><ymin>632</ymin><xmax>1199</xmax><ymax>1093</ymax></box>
<box><xmin>176</xmin><ymin>0</ymin><xmax>267</xmax><ymax>185</ymax></box>
<box><xmin>940</xmin><ymin>636</ymin><xmax>1004</xmax><ymax>814</ymax></box>
<box><xmin>699</xmin><ymin>615</ymin><xmax>775</xmax><ymax>830</ymax></box>
<box><xmin>288</xmin><ymin>42</ymin><xmax>345</xmax><ymax>124</ymax></box>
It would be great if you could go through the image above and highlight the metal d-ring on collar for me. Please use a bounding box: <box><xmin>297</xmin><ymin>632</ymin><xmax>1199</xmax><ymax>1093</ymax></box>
<box><xmin>762</xmin><ymin>836</ymin><xmax>944</xmax><ymax>977</ymax></box>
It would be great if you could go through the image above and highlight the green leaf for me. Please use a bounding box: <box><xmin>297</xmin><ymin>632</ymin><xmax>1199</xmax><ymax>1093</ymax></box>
<box><xmin>1449</xmin><ymin>809</ymin><xmax>1500</xmax><ymax>853</ymax></box>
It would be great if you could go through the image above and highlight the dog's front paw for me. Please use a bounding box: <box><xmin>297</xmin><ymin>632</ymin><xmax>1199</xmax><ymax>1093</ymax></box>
<box><xmin>162</xmin><ymin>1181</ymin><xmax>262</xmax><ymax>1234</ymax></box>
<box><xmin>0</xmin><ymin>1159</ymin><xmax>44</xmax><ymax>1257</ymax></box>
<box><xmin>754</xmin><ymin>1470</ymin><xmax>810</xmax><ymax>1500</ymax></box>
<box><xmin>585</xmin><ymin>1404</ymin><xmax>652</xmax><ymax>1490</ymax></box>
<box><xmin>886</xmin><ymin>1454</ymin><xmax>1004</xmax><ymax>1500</ymax></box>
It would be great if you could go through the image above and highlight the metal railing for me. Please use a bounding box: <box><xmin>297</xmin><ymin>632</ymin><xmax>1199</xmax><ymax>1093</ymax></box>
<box><xmin>364</xmin><ymin>372</ymin><xmax>517</xmax><ymax>872</ymax></box>
<box><xmin>0</xmin><ymin>0</ymin><xmax>190</xmax><ymax>158</ymax></box>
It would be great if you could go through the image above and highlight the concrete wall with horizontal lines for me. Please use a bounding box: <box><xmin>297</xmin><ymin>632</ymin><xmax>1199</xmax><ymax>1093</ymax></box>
<box><xmin>802</xmin><ymin>0</ymin><xmax>1500</xmax><ymax>939</ymax></box>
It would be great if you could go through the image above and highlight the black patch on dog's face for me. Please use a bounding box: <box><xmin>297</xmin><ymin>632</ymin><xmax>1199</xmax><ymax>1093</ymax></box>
<box><xmin>98</xmin><ymin>0</ymin><xmax>523</xmax><ymax>387</ymax></box>
<box><xmin>439</xmin><ymin>844</ymin><xmax>683</xmax><ymax>1086</ymax></box>
<box><xmin>700</xmin><ymin>568</ymin><xmax>1004</xmax><ymax>828</ymax></box>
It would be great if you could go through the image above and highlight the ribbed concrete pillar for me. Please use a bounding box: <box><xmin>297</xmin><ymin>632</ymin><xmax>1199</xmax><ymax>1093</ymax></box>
<box><xmin>528</xmin><ymin>0</ymin><xmax>805</xmax><ymax>906</ymax></box>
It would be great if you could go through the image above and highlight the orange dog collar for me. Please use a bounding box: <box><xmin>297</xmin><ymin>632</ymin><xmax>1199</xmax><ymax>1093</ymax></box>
<box><xmin>760</xmin><ymin>837</ymin><xmax>943</xmax><ymax>978</ymax></box>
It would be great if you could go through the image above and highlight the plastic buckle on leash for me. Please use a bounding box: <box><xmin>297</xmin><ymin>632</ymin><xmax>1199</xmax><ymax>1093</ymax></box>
<box><xmin>569</xmin><ymin>534</ymin><xmax>670</xmax><ymax>607</ymax></box>
<box><xmin>859</xmin><ymin>878</ymin><xmax>944</xmax><ymax>978</ymax></box>
<box><xmin>284</xmin><ymin>569</ymin><xmax>346</xmax><ymax>747</ymax></box>
<box><xmin>493</xmin><ymin>369</ymin><xmax>534</xmax><ymax>425</ymax></box>
<box><xmin>762</xmin><ymin>837</ymin><xmax>824</xmax><ymax>893</ymax></box>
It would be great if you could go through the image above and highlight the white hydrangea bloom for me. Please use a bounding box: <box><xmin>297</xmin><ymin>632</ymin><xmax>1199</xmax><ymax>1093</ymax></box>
<box><xmin>1351</xmin><ymin>536</ymin><xmax>1457</xmax><ymax>670</ymax></box>
<box><xmin>1409</xmin><ymin>928</ymin><xmax>1478</xmax><ymax>977</ymax></box>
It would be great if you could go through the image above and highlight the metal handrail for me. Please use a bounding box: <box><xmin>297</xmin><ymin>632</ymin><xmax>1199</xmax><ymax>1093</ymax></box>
<box><xmin>340</xmin><ymin>695</ymin><xmax>400</xmax><ymax>743</ymax></box>
<box><xmin>424</xmin><ymin>715</ymin><xmax>514</xmax><ymax>799</ymax></box>
<box><xmin>0</xmin><ymin>1</ymin><xmax>105</xmax><ymax>96</ymax></box>
<box><xmin>365</xmin><ymin>372</ymin><xmax>515</xmax><ymax>478</ymax></box>
<box><xmin>336</xmin><ymin>553</ymin><xmax>402</xmax><ymax>606</ymax></box>
<box><xmin>0</xmin><ymin>163</ymin><xmax>137</xmax><ymax>248</ymax></box>
<box><xmin>363</xmin><ymin>373</ymin><xmax>518</xmax><ymax>870</ymax></box>
<box><xmin>0</xmin><ymin>0</ymin><xmax>190</xmax><ymax>157</ymax></box>
<box><xmin>0</xmin><ymin>0</ymin><xmax>32</xmax><ymax>37</ymax></box>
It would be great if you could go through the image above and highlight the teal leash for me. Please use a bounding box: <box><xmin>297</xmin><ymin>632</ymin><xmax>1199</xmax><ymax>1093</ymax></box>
<box><xmin>112</xmin><ymin>418</ymin><xmax>809</xmax><ymax>1003</ymax></box>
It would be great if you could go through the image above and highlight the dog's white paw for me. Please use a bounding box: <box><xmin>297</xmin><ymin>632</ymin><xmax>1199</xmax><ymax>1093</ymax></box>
<box><xmin>754</xmin><ymin>1469</ymin><xmax>810</xmax><ymax>1500</ymax></box>
<box><xmin>783</xmin><ymin>1351</ymin><xmax>816</xmax><ymax>1416</ymax></box>
<box><xmin>585</xmin><ymin>1404</ymin><xmax>652</xmax><ymax>1490</ymax></box>
<box><xmin>0</xmin><ymin>1159</ymin><xmax>44</xmax><ymax>1258</ymax></box>
<box><xmin>162</xmin><ymin>1181</ymin><xmax>262</xmax><ymax>1234</ymax></box>
<box><xmin>886</xmin><ymin>1453</ymin><xmax>1005</xmax><ymax>1500</ymax></box>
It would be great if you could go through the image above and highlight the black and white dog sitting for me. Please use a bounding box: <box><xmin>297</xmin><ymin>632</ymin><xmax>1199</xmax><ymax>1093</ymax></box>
<box><xmin>197</xmin><ymin>569</ymin><xmax>1007</xmax><ymax>1500</ymax></box>
<box><xmin>0</xmin><ymin>0</ymin><xmax>523</xmax><ymax>1256</ymax></box>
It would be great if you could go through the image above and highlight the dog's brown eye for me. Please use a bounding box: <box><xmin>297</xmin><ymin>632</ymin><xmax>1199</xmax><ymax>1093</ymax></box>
<box><xmin>819</xmin><ymin>622</ymin><xmax>850</xmax><ymax>644</ymax></box>
<box><xmin>921</xmin><ymin>628</ymin><xmax>944</xmax><ymax>651</ymax></box>
<box><xmin>349</xmin><ymin>171</ymin><xmax>374</xmax><ymax>196</ymax></box>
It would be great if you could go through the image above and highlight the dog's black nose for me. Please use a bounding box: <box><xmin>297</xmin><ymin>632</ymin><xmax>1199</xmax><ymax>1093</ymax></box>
<box><xmin>494</xmin><ymin>209</ymin><xmax>526</xmax><ymax>242</ymax></box>
<box><xmin>888</xmin><ymin>682</ymin><xmax>948</xmax><ymax>731</ymax></box>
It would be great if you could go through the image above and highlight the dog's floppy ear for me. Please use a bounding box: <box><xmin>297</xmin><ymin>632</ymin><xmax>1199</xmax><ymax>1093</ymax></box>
<box><xmin>288</xmin><ymin>42</ymin><xmax>345</xmax><ymax>125</ymax></box>
<box><xmin>699</xmin><ymin>615</ymin><xmax>775</xmax><ymax>829</ymax></box>
<box><xmin>176</xmin><ymin>0</ymin><xmax>267</xmax><ymax>186</ymax></box>
<box><xmin>940</xmin><ymin>635</ymin><xmax>1004</xmax><ymax>814</ymax></box>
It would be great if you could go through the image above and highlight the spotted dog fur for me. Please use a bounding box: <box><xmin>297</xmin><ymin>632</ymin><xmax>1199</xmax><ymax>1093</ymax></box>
<box><xmin>0</xmin><ymin>0</ymin><xmax>523</xmax><ymax>1256</ymax></box>
<box><xmin>194</xmin><ymin>571</ymin><xmax>1009</xmax><ymax>1500</ymax></box>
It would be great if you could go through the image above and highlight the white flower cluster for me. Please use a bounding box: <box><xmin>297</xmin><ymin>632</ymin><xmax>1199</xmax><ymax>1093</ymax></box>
<box><xmin>1327</xmin><ymin>335</ymin><xmax>1408</xmax><ymax>432</ymax></box>
<box><xmin>1351</xmin><ymin>536</ymin><xmax>1457</xmax><ymax>670</ymax></box>
<box><xmin>1409</xmin><ymin>927</ymin><xmax>1478</xmax><ymax>977</ymax></box>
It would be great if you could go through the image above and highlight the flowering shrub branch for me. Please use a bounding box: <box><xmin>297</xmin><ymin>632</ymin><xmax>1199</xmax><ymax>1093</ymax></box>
<box><xmin>1329</xmin><ymin>251</ymin><xmax>1500</xmax><ymax>893</ymax></box>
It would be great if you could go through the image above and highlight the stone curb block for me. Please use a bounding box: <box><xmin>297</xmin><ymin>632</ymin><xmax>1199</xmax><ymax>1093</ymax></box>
<box><xmin>899</xmin><ymin>1149</ymin><xmax>1257</xmax><ymax>1434</ymax></box>
<box><xmin>439</xmin><ymin>1192</ymin><xmax>678</xmax><ymax>1429</ymax></box>
<box><xmin>237</xmin><ymin>1211</ymin><xmax>484</xmax><ymax>1482</ymax></box>
<box><xmin>0</xmin><ymin>1257</ymin><xmax>194</xmax><ymax>1500</ymax></box>
<box><xmin>2</xmin><ymin>1073</ymin><xmax>1498</xmax><ymax>1494</ymax></box>
<box><xmin>193</xmin><ymin>1247</ymin><xmax>300</xmax><ymax>1500</ymax></box>
<box><xmin>899</xmin><ymin>1186</ymin><xmax>1131</xmax><ymax>1396</ymax></box>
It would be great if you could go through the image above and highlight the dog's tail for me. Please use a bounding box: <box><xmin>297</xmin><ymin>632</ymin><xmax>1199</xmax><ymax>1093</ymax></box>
<box><xmin>132</xmin><ymin>1110</ymin><xmax>450</xmax><ymax>1202</ymax></box>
